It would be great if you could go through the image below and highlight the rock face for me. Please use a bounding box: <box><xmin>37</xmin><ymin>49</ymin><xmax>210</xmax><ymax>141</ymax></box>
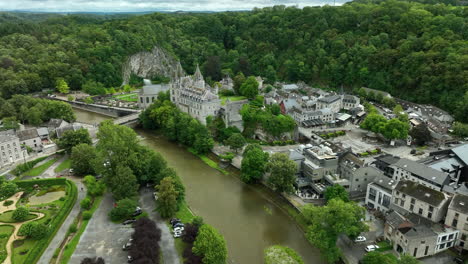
<box><xmin>122</xmin><ymin>46</ymin><xmax>185</xmax><ymax>84</ymax></box>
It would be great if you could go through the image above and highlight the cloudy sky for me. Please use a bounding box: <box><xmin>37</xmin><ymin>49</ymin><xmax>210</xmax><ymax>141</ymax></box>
<box><xmin>0</xmin><ymin>0</ymin><xmax>348</xmax><ymax>12</ymax></box>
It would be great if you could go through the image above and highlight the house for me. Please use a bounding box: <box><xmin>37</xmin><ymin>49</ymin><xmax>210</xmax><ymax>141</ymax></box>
<box><xmin>341</xmin><ymin>94</ymin><xmax>360</xmax><ymax>110</ymax></box>
<box><xmin>289</xmin><ymin>107</ymin><xmax>335</xmax><ymax>124</ymax></box>
<box><xmin>420</xmin><ymin>144</ymin><xmax>468</xmax><ymax>184</ymax></box>
<box><xmin>36</xmin><ymin>127</ymin><xmax>49</xmax><ymax>141</ymax></box>
<box><xmin>279</xmin><ymin>99</ymin><xmax>300</xmax><ymax>114</ymax></box>
<box><xmin>289</xmin><ymin>148</ymin><xmax>305</xmax><ymax>176</ymax></box>
<box><xmin>445</xmin><ymin>194</ymin><xmax>468</xmax><ymax>250</ymax></box>
<box><xmin>388</xmin><ymin>158</ymin><xmax>451</xmax><ymax>191</ymax></box>
<box><xmin>221</xmin><ymin>99</ymin><xmax>247</xmax><ymax>131</ymax></box>
<box><xmin>56</xmin><ymin>124</ymin><xmax>84</xmax><ymax>139</ymax></box>
<box><xmin>281</xmin><ymin>84</ymin><xmax>299</xmax><ymax>91</ymax></box>
<box><xmin>138</xmin><ymin>84</ymin><xmax>170</xmax><ymax>109</ymax></box>
<box><xmin>301</xmin><ymin>142</ymin><xmax>342</xmax><ymax>183</ymax></box>
<box><xmin>316</xmin><ymin>95</ymin><xmax>342</xmax><ymax>113</ymax></box>
<box><xmin>0</xmin><ymin>134</ymin><xmax>25</xmax><ymax>169</ymax></box>
<box><xmin>392</xmin><ymin>180</ymin><xmax>450</xmax><ymax>223</ymax></box>
<box><xmin>365</xmin><ymin>175</ymin><xmax>397</xmax><ymax>212</ymax></box>
<box><xmin>47</xmin><ymin>119</ymin><xmax>69</xmax><ymax>135</ymax></box>
<box><xmin>16</xmin><ymin>129</ymin><xmax>42</xmax><ymax>152</ymax></box>
<box><xmin>373</xmin><ymin>154</ymin><xmax>400</xmax><ymax>177</ymax></box>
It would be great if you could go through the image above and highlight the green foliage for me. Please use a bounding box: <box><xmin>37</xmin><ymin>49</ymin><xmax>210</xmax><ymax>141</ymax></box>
<box><xmin>108</xmin><ymin>165</ymin><xmax>138</xmax><ymax>200</ymax></box>
<box><xmin>83</xmin><ymin>175</ymin><xmax>105</xmax><ymax>197</ymax></box>
<box><xmin>12</xmin><ymin>206</ymin><xmax>29</xmax><ymax>221</ymax></box>
<box><xmin>80</xmin><ymin>197</ymin><xmax>92</xmax><ymax>210</ymax></box>
<box><xmin>57</xmin><ymin>128</ymin><xmax>92</xmax><ymax>153</ymax></box>
<box><xmin>2</xmin><ymin>200</ymin><xmax>13</xmax><ymax>206</ymax></box>
<box><xmin>109</xmin><ymin>198</ymin><xmax>137</xmax><ymax>221</ymax></box>
<box><xmin>0</xmin><ymin>181</ymin><xmax>18</xmax><ymax>200</ymax></box>
<box><xmin>225</xmin><ymin>133</ymin><xmax>246</xmax><ymax>153</ymax></box>
<box><xmin>453</xmin><ymin>122</ymin><xmax>468</xmax><ymax>138</ymax></box>
<box><xmin>193</xmin><ymin>224</ymin><xmax>227</xmax><ymax>264</ymax></box>
<box><xmin>303</xmin><ymin>199</ymin><xmax>368</xmax><ymax>264</ymax></box>
<box><xmin>398</xmin><ymin>254</ymin><xmax>420</xmax><ymax>264</ymax></box>
<box><xmin>361</xmin><ymin>252</ymin><xmax>397</xmax><ymax>264</ymax></box>
<box><xmin>361</xmin><ymin>113</ymin><xmax>409</xmax><ymax>140</ymax></box>
<box><xmin>0</xmin><ymin>117</ymin><xmax>19</xmax><ymax>131</ymax></box>
<box><xmin>84</xmin><ymin>97</ymin><xmax>94</xmax><ymax>104</ymax></box>
<box><xmin>71</xmin><ymin>144</ymin><xmax>97</xmax><ymax>176</ymax></box>
<box><xmin>410</xmin><ymin>123</ymin><xmax>432</xmax><ymax>146</ymax></box>
<box><xmin>82</xmin><ymin>210</ymin><xmax>92</xmax><ymax>220</ymax></box>
<box><xmin>55</xmin><ymin>78</ymin><xmax>70</xmax><ymax>94</ymax></box>
<box><xmin>82</xmin><ymin>80</ymin><xmax>106</xmax><ymax>96</ymax></box>
<box><xmin>324</xmin><ymin>184</ymin><xmax>350</xmax><ymax>203</ymax></box>
<box><xmin>11</xmin><ymin>156</ymin><xmax>48</xmax><ymax>176</ymax></box>
<box><xmin>264</xmin><ymin>245</ymin><xmax>304</xmax><ymax>264</ymax></box>
<box><xmin>156</xmin><ymin>177</ymin><xmax>179</xmax><ymax>218</ymax></box>
<box><xmin>18</xmin><ymin>222</ymin><xmax>49</xmax><ymax>240</ymax></box>
<box><xmin>240</xmin><ymin>76</ymin><xmax>259</xmax><ymax>99</ymax></box>
<box><xmin>241</xmin><ymin>104</ymin><xmax>295</xmax><ymax>139</ymax></box>
<box><xmin>266</xmin><ymin>153</ymin><xmax>297</xmax><ymax>193</ymax></box>
<box><xmin>241</xmin><ymin>144</ymin><xmax>269</xmax><ymax>183</ymax></box>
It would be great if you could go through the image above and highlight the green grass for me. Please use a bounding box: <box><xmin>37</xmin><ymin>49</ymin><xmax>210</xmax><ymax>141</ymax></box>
<box><xmin>188</xmin><ymin>148</ymin><xmax>229</xmax><ymax>175</ymax></box>
<box><xmin>220</xmin><ymin>95</ymin><xmax>247</xmax><ymax>105</ymax></box>
<box><xmin>0</xmin><ymin>211</ymin><xmax>38</xmax><ymax>223</ymax></box>
<box><xmin>175</xmin><ymin>201</ymin><xmax>195</xmax><ymax>223</ymax></box>
<box><xmin>11</xmin><ymin>238</ymin><xmax>36</xmax><ymax>264</ymax></box>
<box><xmin>54</xmin><ymin>159</ymin><xmax>71</xmax><ymax>173</ymax></box>
<box><xmin>376</xmin><ymin>241</ymin><xmax>393</xmax><ymax>252</ymax></box>
<box><xmin>23</xmin><ymin>158</ymin><xmax>58</xmax><ymax>177</ymax></box>
<box><xmin>59</xmin><ymin>195</ymin><xmax>103</xmax><ymax>264</ymax></box>
<box><xmin>0</xmin><ymin>225</ymin><xmax>14</xmax><ymax>263</ymax></box>
<box><xmin>112</xmin><ymin>93</ymin><xmax>138</xmax><ymax>102</ymax></box>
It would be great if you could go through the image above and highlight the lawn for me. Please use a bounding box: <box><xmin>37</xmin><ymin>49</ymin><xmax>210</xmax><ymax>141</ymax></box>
<box><xmin>0</xmin><ymin>211</ymin><xmax>38</xmax><ymax>223</ymax></box>
<box><xmin>23</xmin><ymin>158</ymin><xmax>58</xmax><ymax>177</ymax></box>
<box><xmin>11</xmin><ymin>239</ymin><xmax>36</xmax><ymax>264</ymax></box>
<box><xmin>175</xmin><ymin>201</ymin><xmax>195</xmax><ymax>224</ymax></box>
<box><xmin>112</xmin><ymin>93</ymin><xmax>138</xmax><ymax>102</ymax></box>
<box><xmin>0</xmin><ymin>225</ymin><xmax>14</xmax><ymax>263</ymax></box>
<box><xmin>188</xmin><ymin>148</ymin><xmax>229</xmax><ymax>175</ymax></box>
<box><xmin>220</xmin><ymin>95</ymin><xmax>247</xmax><ymax>105</ymax></box>
<box><xmin>54</xmin><ymin>159</ymin><xmax>71</xmax><ymax>173</ymax></box>
<box><xmin>376</xmin><ymin>240</ymin><xmax>393</xmax><ymax>252</ymax></box>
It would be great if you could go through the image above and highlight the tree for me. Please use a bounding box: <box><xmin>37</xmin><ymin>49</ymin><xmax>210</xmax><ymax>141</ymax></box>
<box><xmin>398</xmin><ymin>254</ymin><xmax>419</xmax><ymax>264</ymax></box>
<box><xmin>453</xmin><ymin>122</ymin><xmax>468</xmax><ymax>138</ymax></box>
<box><xmin>393</xmin><ymin>105</ymin><xmax>404</xmax><ymax>116</ymax></box>
<box><xmin>233</xmin><ymin>72</ymin><xmax>246</xmax><ymax>95</ymax></box>
<box><xmin>241</xmin><ymin>144</ymin><xmax>269</xmax><ymax>183</ymax></box>
<box><xmin>80</xmin><ymin>197</ymin><xmax>92</xmax><ymax>210</ymax></box>
<box><xmin>361</xmin><ymin>252</ymin><xmax>397</xmax><ymax>264</ymax></box>
<box><xmin>193</xmin><ymin>224</ymin><xmax>227</xmax><ymax>264</ymax></box>
<box><xmin>1</xmin><ymin>117</ymin><xmax>19</xmax><ymax>131</ymax></box>
<box><xmin>12</xmin><ymin>206</ymin><xmax>29</xmax><ymax>221</ymax></box>
<box><xmin>108</xmin><ymin>165</ymin><xmax>138</xmax><ymax>200</ymax></box>
<box><xmin>410</xmin><ymin>123</ymin><xmax>431</xmax><ymax>146</ymax></box>
<box><xmin>57</xmin><ymin>128</ymin><xmax>92</xmax><ymax>153</ymax></box>
<box><xmin>381</xmin><ymin>118</ymin><xmax>410</xmax><ymax>140</ymax></box>
<box><xmin>81</xmin><ymin>257</ymin><xmax>105</xmax><ymax>264</ymax></box>
<box><xmin>83</xmin><ymin>175</ymin><xmax>106</xmax><ymax>197</ymax></box>
<box><xmin>203</xmin><ymin>56</ymin><xmax>222</xmax><ymax>81</ymax></box>
<box><xmin>240</xmin><ymin>76</ymin><xmax>259</xmax><ymax>99</ymax></box>
<box><xmin>303</xmin><ymin>199</ymin><xmax>368</xmax><ymax>263</ymax></box>
<box><xmin>109</xmin><ymin>198</ymin><xmax>137</xmax><ymax>221</ymax></box>
<box><xmin>19</xmin><ymin>221</ymin><xmax>48</xmax><ymax>240</ymax></box>
<box><xmin>264</xmin><ymin>245</ymin><xmax>304</xmax><ymax>264</ymax></box>
<box><xmin>56</xmin><ymin>78</ymin><xmax>70</xmax><ymax>94</ymax></box>
<box><xmin>193</xmin><ymin>132</ymin><xmax>214</xmax><ymax>154</ymax></box>
<box><xmin>156</xmin><ymin>177</ymin><xmax>178</xmax><ymax>218</ymax></box>
<box><xmin>71</xmin><ymin>144</ymin><xmax>98</xmax><ymax>176</ymax></box>
<box><xmin>225</xmin><ymin>133</ymin><xmax>246</xmax><ymax>153</ymax></box>
<box><xmin>0</xmin><ymin>181</ymin><xmax>18</xmax><ymax>199</ymax></box>
<box><xmin>324</xmin><ymin>184</ymin><xmax>349</xmax><ymax>203</ymax></box>
<box><xmin>266</xmin><ymin>153</ymin><xmax>297</xmax><ymax>193</ymax></box>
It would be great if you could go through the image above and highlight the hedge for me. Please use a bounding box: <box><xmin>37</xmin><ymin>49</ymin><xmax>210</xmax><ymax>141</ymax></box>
<box><xmin>11</xmin><ymin>157</ymin><xmax>48</xmax><ymax>176</ymax></box>
<box><xmin>16</xmin><ymin>178</ymin><xmax>67</xmax><ymax>189</ymax></box>
<box><xmin>17</xmin><ymin>179</ymin><xmax>77</xmax><ymax>264</ymax></box>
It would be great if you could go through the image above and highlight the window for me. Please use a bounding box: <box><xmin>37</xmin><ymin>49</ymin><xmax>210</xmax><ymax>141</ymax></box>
<box><xmin>455</xmin><ymin>213</ymin><xmax>460</xmax><ymax>218</ymax></box>
<box><xmin>428</xmin><ymin>212</ymin><xmax>432</xmax><ymax>219</ymax></box>
<box><xmin>410</xmin><ymin>204</ymin><xmax>414</xmax><ymax>211</ymax></box>
<box><xmin>368</xmin><ymin>188</ymin><xmax>377</xmax><ymax>201</ymax></box>
<box><xmin>411</xmin><ymin>198</ymin><xmax>415</xmax><ymax>204</ymax></box>
<box><xmin>413</xmin><ymin>247</ymin><xmax>418</xmax><ymax>257</ymax></box>
<box><xmin>453</xmin><ymin>219</ymin><xmax>458</xmax><ymax>227</ymax></box>
<box><xmin>146</xmin><ymin>97</ymin><xmax>149</xmax><ymax>103</ymax></box>
<box><xmin>440</xmin><ymin>243</ymin><xmax>446</xmax><ymax>249</ymax></box>
<box><xmin>462</xmin><ymin>234</ymin><xmax>466</xmax><ymax>241</ymax></box>
<box><xmin>449</xmin><ymin>234</ymin><xmax>454</xmax><ymax>240</ymax></box>
<box><xmin>419</xmin><ymin>208</ymin><xmax>423</xmax><ymax>215</ymax></box>
<box><xmin>400</xmin><ymin>200</ymin><xmax>404</xmax><ymax>206</ymax></box>
<box><xmin>425</xmin><ymin>246</ymin><xmax>429</xmax><ymax>255</ymax></box>
<box><xmin>140</xmin><ymin>97</ymin><xmax>143</xmax><ymax>103</ymax></box>
<box><xmin>403</xmin><ymin>194</ymin><xmax>406</xmax><ymax>198</ymax></box>
<box><xmin>429</xmin><ymin>206</ymin><xmax>434</xmax><ymax>212</ymax></box>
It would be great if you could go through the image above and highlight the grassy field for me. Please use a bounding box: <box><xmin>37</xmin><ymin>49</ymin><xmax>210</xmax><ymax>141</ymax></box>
<box><xmin>0</xmin><ymin>211</ymin><xmax>37</xmax><ymax>223</ymax></box>
<box><xmin>188</xmin><ymin>148</ymin><xmax>229</xmax><ymax>175</ymax></box>
<box><xmin>11</xmin><ymin>239</ymin><xmax>35</xmax><ymax>264</ymax></box>
<box><xmin>54</xmin><ymin>159</ymin><xmax>71</xmax><ymax>173</ymax></box>
<box><xmin>23</xmin><ymin>158</ymin><xmax>58</xmax><ymax>177</ymax></box>
<box><xmin>0</xmin><ymin>225</ymin><xmax>14</xmax><ymax>263</ymax></box>
<box><xmin>220</xmin><ymin>95</ymin><xmax>247</xmax><ymax>105</ymax></box>
<box><xmin>112</xmin><ymin>93</ymin><xmax>138</xmax><ymax>102</ymax></box>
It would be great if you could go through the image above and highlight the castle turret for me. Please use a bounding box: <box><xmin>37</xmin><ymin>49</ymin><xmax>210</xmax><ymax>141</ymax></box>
<box><xmin>193</xmin><ymin>64</ymin><xmax>205</xmax><ymax>89</ymax></box>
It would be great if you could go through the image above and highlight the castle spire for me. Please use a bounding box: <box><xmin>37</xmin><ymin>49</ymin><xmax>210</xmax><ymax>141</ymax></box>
<box><xmin>194</xmin><ymin>64</ymin><xmax>203</xmax><ymax>81</ymax></box>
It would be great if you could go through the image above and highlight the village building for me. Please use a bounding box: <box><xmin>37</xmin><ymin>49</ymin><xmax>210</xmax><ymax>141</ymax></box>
<box><xmin>138</xmin><ymin>83</ymin><xmax>170</xmax><ymax>109</ymax></box>
<box><xmin>0</xmin><ymin>134</ymin><xmax>25</xmax><ymax>168</ymax></box>
<box><xmin>445</xmin><ymin>194</ymin><xmax>468</xmax><ymax>250</ymax></box>
<box><xmin>365</xmin><ymin>175</ymin><xmax>398</xmax><ymax>212</ymax></box>
<box><xmin>16</xmin><ymin>128</ymin><xmax>42</xmax><ymax>152</ymax></box>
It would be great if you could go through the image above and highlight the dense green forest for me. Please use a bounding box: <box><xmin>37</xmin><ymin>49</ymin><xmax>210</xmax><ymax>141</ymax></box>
<box><xmin>0</xmin><ymin>0</ymin><xmax>466</xmax><ymax>120</ymax></box>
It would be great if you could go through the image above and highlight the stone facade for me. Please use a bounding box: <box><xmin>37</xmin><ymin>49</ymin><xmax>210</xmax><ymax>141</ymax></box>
<box><xmin>445</xmin><ymin>194</ymin><xmax>468</xmax><ymax>250</ymax></box>
<box><xmin>138</xmin><ymin>84</ymin><xmax>170</xmax><ymax>109</ymax></box>
<box><xmin>365</xmin><ymin>175</ymin><xmax>397</xmax><ymax>212</ymax></box>
<box><xmin>0</xmin><ymin>134</ymin><xmax>25</xmax><ymax>168</ymax></box>
<box><xmin>16</xmin><ymin>129</ymin><xmax>42</xmax><ymax>152</ymax></box>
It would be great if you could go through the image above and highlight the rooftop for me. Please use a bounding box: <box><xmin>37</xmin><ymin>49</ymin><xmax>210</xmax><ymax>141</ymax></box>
<box><xmin>392</xmin><ymin>158</ymin><xmax>449</xmax><ymax>186</ymax></box>
<box><xmin>16</xmin><ymin>129</ymin><xmax>39</xmax><ymax>141</ymax></box>
<box><xmin>395</xmin><ymin>180</ymin><xmax>447</xmax><ymax>207</ymax></box>
<box><xmin>370</xmin><ymin>175</ymin><xmax>398</xmax><ymax>192</ymax></box>
<box><xmin>452</xmin><ymin>144</ymin><xmax>468</xmax><ymax>166</ymax></box>
<box><xmin>140</xmin><ymin>84</ymin><xmax>171</xmax><ymax>96</ymax></box>
<box><xmin>318</xmin><ymin>95</ymin><xmax>341</xmax><ymax>104</ymax></box>
<box><xmin>449</xmin><ymin>194</ymin><xmax>468</xmax><ymax>215</ymax></box>
<box><xmin>0</xmin><ymin>134</ymin><xmax>18</xmax><ymax>144</ymax></box>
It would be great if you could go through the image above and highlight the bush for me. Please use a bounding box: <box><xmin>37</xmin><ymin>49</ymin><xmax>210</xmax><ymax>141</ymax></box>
<box><xmin>18</xmin><ymin>222</ymin><xmax>48</xmax><ymax>240</ymax></box>
<box><xmin>11</xmin><ymin>156</ymin><xmax>48</xmax><ymax>176</ymax></box>
<box><xmin>80</xmin><ymin>197</ymin><xmax>92</xmax><ymax>210</ymax></box>
<box><xmin>82</xmin><ymin>211</ymin><xmax>92</xmax><ymax>220</ymax></box>
<box><xmin>68</xmin><ymin>223</ymin><xmax>77</xmax><ymax>233</ymax></box>
<box><xmin>109</xmin><ymin>198</ymin><xmax>137</xmax><ymax>221</ymax></box>
<box><xmin>360</xmin><ymin>152</ymin><xmax>369</xmax><ymax>157</ymax></box>
<box><xmin>2</xmin><ymin>200</ymin><xmax>13</xmax><ymax>206</ymax></box>
<box><xmin>0</xmin><ymin>182</ymin><xmax>18</xmax><ymax>200</ymax></box>
<box><xmin>12</xmin><ymin>206</ymin><xmax>29</xmax><ymax>221</ymax></box>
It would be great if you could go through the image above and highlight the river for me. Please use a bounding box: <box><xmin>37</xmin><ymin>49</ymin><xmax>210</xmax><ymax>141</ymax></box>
<box><xmin>73</xmin><ymin>107</ymin><xmax>324</xmax><ymax>264</ymax></box>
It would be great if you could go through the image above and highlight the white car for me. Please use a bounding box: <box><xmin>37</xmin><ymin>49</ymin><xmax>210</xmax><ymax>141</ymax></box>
<box><xmin>174</xmin><ymin>227</ymin><xmax>184</xmax><ymax>232</ymax></box>
<box><xmin>173</xmin><ymin>231</ymin><xmax>182</xmax><ymax>238</ymax></box>
<box><xmin>365</xmin><ymin>245</ymin><xmax>379</xmax><ymax>252</ymax></box>
<box><xmin>354</xmin><ymin>236</ymin><xmax>366</xmax><ymax>243</ymax></box>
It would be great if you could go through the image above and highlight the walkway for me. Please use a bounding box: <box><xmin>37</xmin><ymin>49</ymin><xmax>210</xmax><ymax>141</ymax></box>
<box><xmin>139</xmin><ymin>188</ymin><xmax>181</xmax><ymax>264</ymax></box>
<box><xmin>39</xmin><ymin>155</ymin><xmax>67</xmax><ymax>179</ymax></box>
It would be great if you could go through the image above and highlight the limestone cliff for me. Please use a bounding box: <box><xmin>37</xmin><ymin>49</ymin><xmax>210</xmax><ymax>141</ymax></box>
<box><xmin>122</xmin><ymin>46</ymin><xmax>185</xmax><ymax>85</ymax></box>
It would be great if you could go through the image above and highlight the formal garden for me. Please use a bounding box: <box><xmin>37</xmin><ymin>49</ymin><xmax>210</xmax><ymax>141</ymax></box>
<box><xmin>0</xmin><ymin>178</ymin><xmax>77</xmax><ymax>264</ymax></box>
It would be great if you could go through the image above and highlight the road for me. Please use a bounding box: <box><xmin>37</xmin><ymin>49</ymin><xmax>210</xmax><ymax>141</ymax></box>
<box><xmin>139</xmin><ymin>188</ymin><xmax>181</xmax><ymax>264</ymax></box>
<box><xmin>38</xmin><ymin>177</ymin><xmax>86</xmax><ymax>264</ymax></box>
<box><xmin>69</xmin><ymin>193</ymin><xmax>134</xmax><ymax>264</ymax></box>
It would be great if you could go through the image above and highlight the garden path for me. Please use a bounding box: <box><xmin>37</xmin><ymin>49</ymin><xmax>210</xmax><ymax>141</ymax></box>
<box><xmin>0</xmin><ymin>192</ymin><xmax>23</xmax><ymax>214</ymax></box>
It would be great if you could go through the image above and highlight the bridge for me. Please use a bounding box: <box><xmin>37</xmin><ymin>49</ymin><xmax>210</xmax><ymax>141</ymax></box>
<box><xmin>113</xmin><ymin>112</ymin><xmax>141</xmax><ymax>126</ymax></box>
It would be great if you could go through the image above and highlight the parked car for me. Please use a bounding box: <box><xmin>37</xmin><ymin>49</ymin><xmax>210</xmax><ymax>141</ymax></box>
<box><xmin>174</xmin><ymin>231</ymin><xmax>182</xmax><ymax>238</ymax></box>
<box><xmin>153</xmin><ymin>192</ymin><xmax>159</xmax><ymax>200</ymax></box>
<box><xmin>132</xmin><ymin>208</ymin><xmax>142</xmax><ymax>217</ymax></box>
<box><xmin>173</xmin><ymin>222</ymin><xmax>185</xmax><ymax>228</ymax></box>
<box><xmin>122</xmin><ymin>219</ymin><xmax>136</xmax><ymax>225</ymax></box>
<box><xmin>354</xmin><ymin>236</ymin><xmax>366</xmax><ymax>243</ymax></box>
<box><xmin>127</xmin><ymin>255</ymin><xmax>134</xmax><ymax>263</ymax></box>
<box><xmin>174</xmin><ymin>227</ymin><xmax>184</xmax><ymax>232</ymax></box>
<box><xmin>170</xmin><ymin>218</ymin><xmax>181</xmax><ymax>225</ymax></box>
<box><xmin>365</xmin><ymin>245</ymin><xmax>379</xmax><ymax>252</ymax></box>
<box><xmin>122</xmin><ymin>238</ymin><xmax>133</xmax><ymax>250</ymax></box>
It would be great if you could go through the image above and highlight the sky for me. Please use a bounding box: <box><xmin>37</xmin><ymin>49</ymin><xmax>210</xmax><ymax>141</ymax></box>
<box><xmin>0</xmin><ymin>0</ymin><xmax>348</xmax><ymax>12</ymax></box>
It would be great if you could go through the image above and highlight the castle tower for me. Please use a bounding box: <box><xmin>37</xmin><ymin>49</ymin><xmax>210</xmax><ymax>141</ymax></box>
<box><xmin>193</xmin><ymin>64</ymin><xmax>205</xmax><ymax>89</ymax></box>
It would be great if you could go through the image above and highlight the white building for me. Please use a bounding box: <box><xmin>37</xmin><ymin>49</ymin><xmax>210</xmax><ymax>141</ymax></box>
<box><xmin>138</xmin><ymin>84</ymin><xmax>170</xmax><ymax>109</ymax></box>
<box><xmin>0</xmin><ymin>134</ymin><xmax>25</xmax><ymax>169</ymax></box>
<box><xmin>365</xmin><ymin>175</ymin><xmax>397</xmax><ymax>212</ymax></box>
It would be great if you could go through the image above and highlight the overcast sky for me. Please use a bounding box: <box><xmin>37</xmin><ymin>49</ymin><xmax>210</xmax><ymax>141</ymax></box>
<box><xmin>0</xmin><ymin>0</ymin><xmax>348</xmax><ymax>12</ymax></box>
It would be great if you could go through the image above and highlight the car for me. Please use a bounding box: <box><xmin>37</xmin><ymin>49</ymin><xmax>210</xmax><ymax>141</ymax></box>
<box><xmin>132</xmin><ymin>209</ymin><xmax>142</xmax><ymax>217</ymax></box>
<box><xmin>365</xmin><ymin>245</ymin><xmax>379</xmax><ymax>252</ymax></box>
<box><xmin>127</xmin><ymin>255</ymin><xmax>134</xmax><ymax>263</ymax></box>
<box><xmin>122</xmin><ymin>239</ymin><xmax>133</xmax><ymax>250</ymax></box>
<box><xmin>174</xmin><ymin>227</ymin><xmax>184</xmax><ymax>232</ymax></box>
<box><xmin>153</xmin><ymin>192</ymin><xmax>159</xmax><ymax>200</ymax></box>
<box><xmin>170</xmin><ymin>218</ymin><xmax>181</xmax><ymax>225</ymax></box>
<box><xmin>173</xmin><ymin>222</ymin><xmax>185</xmax><ymax>228</ymax></box>
<box><xmin>173</xmin><ymin>231</ymin><xmax>182</xmax><ymax>238</ymax></box>
<box><xmin>122</xmin><ymin>219</ymin><xmax>136</xmax><ymax>225</ymax></box>
<box><xmin>354</xmin><ymin>236</ymin><xmax>366</xmax><ymax>243</ymax></box>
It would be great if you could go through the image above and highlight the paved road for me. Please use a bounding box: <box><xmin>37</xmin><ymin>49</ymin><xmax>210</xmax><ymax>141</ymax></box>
<box><xmin>69</xmin><ymin>193</ymin><xmax>134</xmax><ymax>264</ymax></box>
<box><xmin>38</xmin><ymin>177</ymin><xmax>86</xmax><ymax>264</ymax></box>
<box><xmin>139</xmin><ymin>188</ymin><xmax>181</xmax><ymax>264</ymax></box>
<box><xmin>41</xmin><ymin>155</ymin><xmax>67</xmax><ymax>178</ymax></box>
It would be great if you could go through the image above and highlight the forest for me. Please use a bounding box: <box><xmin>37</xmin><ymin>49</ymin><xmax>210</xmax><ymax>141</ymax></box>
<box><xmin>0</xmin><ymin>0</ymin><xmax>466</xmax><ymax>120</ymax></box>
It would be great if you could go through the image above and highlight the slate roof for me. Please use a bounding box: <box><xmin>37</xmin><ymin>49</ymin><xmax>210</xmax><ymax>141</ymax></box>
<box><xmin>281</xmin><ymin>99</ymin><xmax>300</xmax><ymax>111</ymax></box>
<box><xmin>402</xmin><ymin>225</ymin><xmax>436</xmax><ymax>238</ymax></box>
<box><xmin>395</xmin><ymin>180</ymin><xmax>447</xmax><ymax>207</ymax></box>
<box><xmin>386</xmin><ymin>211</ymin><xmax>407</xmax><ymax>228</ymax></box>
<box><xmin>452</xmin><ymin>144</ymin><xmax>468</xmax><ymax>166</ymax></box>
<box><xmin>56</xmin><ymin>124</ymin><xmax>83</xmax><ymax>138</ymax></box>
<box><xmin>392</xmin><ymin>158</ymin><xmax>449</xmax><ymax>186</ymax></box>
<box><xmin>0</xmin><ymin>134</ymin><xmax>18</xmax><ymax>144</ymax></box>
<box><xmin>318</xmin><ymin>95</ymin><xmax>341</xmax><ymax>104</ymax></box>
<box><xmin>48</xmin><ymin>119</ymin><xmax>68</xmax><ymax>128</ymax></box>
<box><xmin>371</xmin><ymin>175</ymin><xmax>397</xmax><ymax>192</ymax></box>
<box><xmin>449</xmin><ymin>194</ymin><xmax>468</xmax><ymax>215</ymax></box>
<box><xmin>282</xmin><ymin>84</ymin><xmax>299</xmax><ymax>90</ymax></box>
<box><xmin>375</xmin><ymin>154</ymin><xmax>400</xmax><ymax>166</ymax></box>
<box><xmin>16</xmin><ymin>129</ymin><xmax>40</xmax><ymax>141</ymax></box>
<box><xmin>36</xmin><ymin>127</ymin><xmax>49</xmax><ymax>137</ymax></box>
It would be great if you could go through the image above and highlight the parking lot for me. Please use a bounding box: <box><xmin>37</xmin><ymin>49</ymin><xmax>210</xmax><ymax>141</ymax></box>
<box><xmin>69</xmin><ymin>193</ymin><xmax>134</xmax><ymax>264</ymax></box>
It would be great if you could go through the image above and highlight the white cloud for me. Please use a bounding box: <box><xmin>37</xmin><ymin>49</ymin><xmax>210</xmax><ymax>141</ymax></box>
<box><xmin>0</xmin><ymin>0</ymin><xmax>348</xmax><ymax>12</ymax></box>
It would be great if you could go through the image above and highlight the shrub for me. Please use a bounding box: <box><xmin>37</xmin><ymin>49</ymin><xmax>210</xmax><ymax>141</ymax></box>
<box><xmin>0</xmin><ymin>182</ymin><xmax>18</xmax><ymax>200</ymax></box>
<box><xmin>18</xmin><ymin>222</ymin><xmax>48</xmax><ymax>240</ymax></box>
<box><xmin>12</xmin><ymin>206</ymin><xmax>29</xmax><ymax>221</ymax></box>
<box><xmin>11</xmin><ymin>156</ymin><xmax>48</xmax><ymax>176</ymax></box>
<box><xmin>82</xmin><ymin>211</ymin><xmax>92</xmax><ymax>220</ymax></box>
<box><xmin>3</xmin><ymin>200</ymin><xmax>13</xmax><ymax>206</ymax></box>
<box><xmin>68</xmin><ymin>223</ymin><xmax>77</xmax><ymax>233</ymax></box>
<box><xmin>360</xmin><ymin>152</ymin><xmax>369</xmax><ymax>157</ymax></box>
<box><xmin>109</xmin><ymin>198</ymin><xmax>137</xmax><ymax>221</ymax></box>
<box><xmin>80</xmin><ymin>197</ymin><xmax>92</xmax><ymax>210</ymax></box>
